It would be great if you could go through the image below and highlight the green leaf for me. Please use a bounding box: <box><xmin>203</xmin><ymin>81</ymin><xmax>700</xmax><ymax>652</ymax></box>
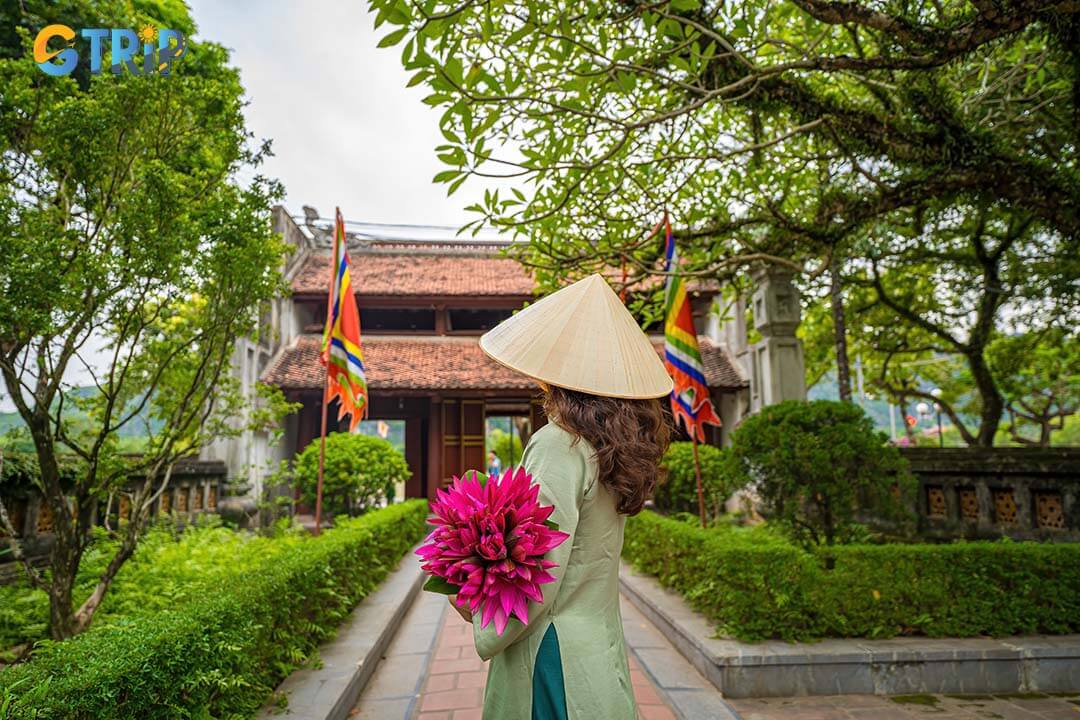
<box><xmin>423</xmin><ymin>575</ymin><xmax>463</xmax><ymax>595</ymax></box>
<box><xmin>378</xmin><ymin>28</ymin><xmax>409</xmax><ymax>48</ymax></box>
<box><xmin>433</xmin><ymin>169</ymin><xmax>461</xmax><ymax>183</ymax></box>
<box><xmin>543</xmin><ymin>519</ymin><xmax>560</xmax><ymax>531</ymax></box>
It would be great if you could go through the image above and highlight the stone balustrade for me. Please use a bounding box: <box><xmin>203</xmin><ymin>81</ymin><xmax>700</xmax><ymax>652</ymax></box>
<box><xmin>899</xmin><ymin>447</ymin><xmax>1080</xmax><ymax>542</ymax></box>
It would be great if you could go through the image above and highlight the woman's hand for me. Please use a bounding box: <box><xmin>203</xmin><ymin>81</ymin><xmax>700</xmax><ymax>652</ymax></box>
<box><xmin>448</xmin><ymin>595</ymin><xmax>473</xmax><ymax>623</ymax></box>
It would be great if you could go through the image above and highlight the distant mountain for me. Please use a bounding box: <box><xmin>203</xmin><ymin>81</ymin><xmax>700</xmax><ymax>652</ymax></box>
<box><xmin>0</xmin><ymin>386</ymin><xmax>162</xmax><ymax>440</ymax></box>
<box><xmin>807</xmin><ymin>373</ymin><xmax>950</xmax><ymax>440</ymax></box>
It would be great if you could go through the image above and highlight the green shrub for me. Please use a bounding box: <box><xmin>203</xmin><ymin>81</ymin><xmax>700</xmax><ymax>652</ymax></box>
<box><xmin>653</xmin><ymin>442</ymin><xmax>739</xmax><ymax>518</ymax></box>
<box><xmin>624</xmin><ymin>511</ymin><xmax>823</xmax><ymax>642</ymax></box>
<box><xmin>623</xmin><ymin>511</ymin><xmax>1080</xmax><ymax>642</ymax></box>
<box><xmin>293</xmin><ymin>432</ymin><xmax>410</xmax><ymax>516</ymax></box>
<box><xmin>726</xmin><ymin>400</ymin><xmax>914</xmax><ymax>547</ymax></box>
<box><xmin>487</xmin><ymin>428</ymin><xmax>523</xmax><ymax>469</ymax></box>
<box><xmin>0</xmin><ymin>499</ymin><xmax>429</xmax><ymax>719</ymax></box>
<box><xmin>1</xmin><ymin>516</ymin><xmax>249</xmax><ymax>652</ymax></box>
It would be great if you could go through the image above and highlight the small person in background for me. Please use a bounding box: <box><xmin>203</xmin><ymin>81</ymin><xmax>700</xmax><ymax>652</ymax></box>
<box><xmin>487</xmin><ymin>450</ymin><xmax>502</xmax><ymax>478</ymax></box>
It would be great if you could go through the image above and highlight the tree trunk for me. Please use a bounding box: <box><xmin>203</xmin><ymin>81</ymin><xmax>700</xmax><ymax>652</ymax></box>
<box><xmin>47</xmin><ymin>535</ymin><xmax>79</xmax><ymax>640</ymax></box>
<box><xmin>830</xmin><ymin>253</ymin><xmax>853</xmax><ymax>403</ymax></box>
<box><xmin>967</xmin><ymin>352</ymin><xmax>1003</xmax><ymax>447</ymax></box>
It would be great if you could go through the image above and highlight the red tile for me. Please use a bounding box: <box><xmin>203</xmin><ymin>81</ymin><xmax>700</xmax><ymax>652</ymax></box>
<box><xmin>451</xmin><ymin>710</ymin><xmax>483</xmax><ymax>720</ymax></box>
<box><xmin>452</xmin><ymin>710</ymin><xmax>483</xmax><ymax>720</ymax></box>
<box><xmin>435</xmin><ymin>645</ymin><xmax>462</xmax><ymax>660</ymax></box>
<box><xmin>639</xmin><ymin>705</ymin><xmax>677</xmax><ymax>720</ymax></box>
<box><xmin>429</xmin><ymin>658</ymin><xmax>486</xmax><ymax>675</ymax></box>
<box><xmin>420</xmin><ymin>688</ymin><xmax>483</xmax><ymax>712</ymax></box>
<box><xmin>417</xmin><ymin>714</ymin><xmax>451</xmax><ymax>720</ymax></box>
<box><xmin>634</xmin><ymin>682</ymin><xmax>663</xmax><ymax>706</ymax></box>
<box><xmin>442</xmin><ymin>634</ymin><xmax>477</xmax><ymax>649</ymax></box>
<box><xmin>425</xmin><ymin>674</ymin><xmax>455</xmax><ymax>692</ymax></box>
<box><xmin>456</xmin><ymin>671</ymin><xmax>487</xmax><ymax>689</ymax></box>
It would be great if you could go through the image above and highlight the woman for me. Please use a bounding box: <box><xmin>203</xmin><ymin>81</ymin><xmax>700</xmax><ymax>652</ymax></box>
<box><xmin>452</xmin><ymin>274</ymin><xmax>673</xmax><ymax>719</ymax></box>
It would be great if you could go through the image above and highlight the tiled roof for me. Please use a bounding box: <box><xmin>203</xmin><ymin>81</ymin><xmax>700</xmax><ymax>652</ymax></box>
<box><xmin>695</xmin><ymin>337</ymin><xmax>748</xmax><ymax>390</ymax></box>
<box><xmin>262</xmin><ymin>335</ymin><xmax>746</xmax><ymax>392</ymax></box>
<box><xmin>291</xmin><ymin>253</ymin><xmax>535</xmax><ymax>297</ymax></box>
<box><xmin>262</xmin><ymin>335</ymin><xmax>536</xmax><ymax>391</ymax></box>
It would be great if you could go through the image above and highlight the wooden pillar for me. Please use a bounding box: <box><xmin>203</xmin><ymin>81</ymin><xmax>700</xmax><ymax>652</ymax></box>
<box><xmin>530</xmin><ymin>397</ymin><xmax>548</xmax><ymax>436</ymax></box>
<box><xmin>405</xmin><ymin>415</ymin><xmax>423</xmax><ymax>499</ymax></box>
<box><xmin>426</xmin><ymin>396</ymin><xmax>443</xmax><ymax>499</ymax></box>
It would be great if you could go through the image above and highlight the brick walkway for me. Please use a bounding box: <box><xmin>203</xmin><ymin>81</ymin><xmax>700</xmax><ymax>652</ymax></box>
<box><xmin>729</xmin><ymin>693</ymin><xmax>1080</xmax><ymax>719</ymax></box>
<box><xmin>413</xmin><ymin>601</ymin><xmax>679</xmax><ymax>720</ymax></box>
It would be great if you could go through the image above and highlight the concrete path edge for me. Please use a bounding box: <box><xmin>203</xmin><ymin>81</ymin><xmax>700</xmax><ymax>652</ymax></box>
<box><xmin>619</xmin><ymin>561</ymin><xmax>1080</xmax><ymax>698</ymax></box>
<box><xmin>257</xmin><ymin>542</ymin><xmax>425</xmax><ymax>720</ymax></box>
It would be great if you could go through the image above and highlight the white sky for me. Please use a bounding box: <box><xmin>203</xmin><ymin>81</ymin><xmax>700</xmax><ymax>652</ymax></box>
<box><xmin>186</xmin><ymin>0</ymin><xmax>489</xmax><ymax>227</ymax></box>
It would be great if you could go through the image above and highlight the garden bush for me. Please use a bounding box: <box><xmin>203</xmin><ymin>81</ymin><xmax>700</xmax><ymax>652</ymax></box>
<box><xmin>653</xmin><ymin>441</ymin><xmax>738</xmax><ymax>518</ymax></box>
<box><xmin>1</xmin><ymin>516</ymin><xmax>297</xmax><ymax>653</ymax></box>
<box><xmin>623</xmin><ymin>510</ymin><xmax>1080</xmax><ymax>643</ymax></box>
<box><xmin>487</xmin><ymin>427</ymin><xmax>523</xmax><ymax>469</ymax></box>
<box><xmin>726</xmin><ymin>400</ymin><xmax>915</xmax><ymax>547</ymax></box>
<box><xmin>0</xmin><ymin>499</ymin><xmax>429</xmax><ymax>719</ymax></box>
<box><xmin>293</xmin><ymin>432</ymin><xmax>410</xmax><ymax>516</ymax></box>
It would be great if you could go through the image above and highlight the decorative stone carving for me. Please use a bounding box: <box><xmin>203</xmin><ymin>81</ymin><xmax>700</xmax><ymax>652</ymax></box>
<box><xmin>36</xmin><ymin>502</ymin><xmax>54</xmax><ymax>533</ymax></box>
<box><xmin>926</xmin><ymin>487</ymin><xmax>947</xmax><ymax>518</ymax></box>
<box><xmin>1035</xmin><ymin>492</ymin><xmax>1065</xmax><ymax>530</ymax></box>
<box><xmin>993</xmin><ymin>489</ymin><xmax>1018</xmax><ymax>526</ymax></box>
<box><xmin>959</xmin><ymin>488</ymin><xmax>979</xmax><ymax>522</ymax></box>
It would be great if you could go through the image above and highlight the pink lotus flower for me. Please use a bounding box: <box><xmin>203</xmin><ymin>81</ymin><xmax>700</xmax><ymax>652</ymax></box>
<box><xmin>416</xmin><ymin>467</ymin><xmax>570</xmax><ymax>635</ymax></box>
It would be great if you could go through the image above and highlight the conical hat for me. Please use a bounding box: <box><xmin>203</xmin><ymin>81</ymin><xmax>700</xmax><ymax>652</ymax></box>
<box><xmin>479</xmin><ymin>274</ymin><xmax>674</xmax><ymax>399</ymax></box>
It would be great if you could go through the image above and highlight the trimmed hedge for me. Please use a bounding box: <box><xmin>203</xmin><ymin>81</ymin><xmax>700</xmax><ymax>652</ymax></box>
<box><xmin>653</xmin><ymin>442</ymin><xmax>735</xmax><ymax>517</ymax></box>
<box><xmin>0</xmin><ymin>500</ymin><xmax>429</xmax><ymax>719</ymax></box>
<box><xmin>623</xmin><ymin>511</ymin><xmax>1080</xmax><ymax>642</ymax></box>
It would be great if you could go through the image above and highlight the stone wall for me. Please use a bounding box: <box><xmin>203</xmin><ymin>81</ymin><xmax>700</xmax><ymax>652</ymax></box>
<box><xmin>0</xmin><ymin>459</ymin><xmax>227</xmax><ymax>581</ymax></box>
<box><xmin>901</xmin><ymin>447</ymin><xmax>1080</xmax><ymax>542</ymax></box>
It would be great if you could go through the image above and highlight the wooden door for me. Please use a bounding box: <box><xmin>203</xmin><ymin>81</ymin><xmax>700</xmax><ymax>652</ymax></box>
<box><xmin>441</xmin><ymin>399</ymin><xmax>486</xmax><ymax>486</ymax></box>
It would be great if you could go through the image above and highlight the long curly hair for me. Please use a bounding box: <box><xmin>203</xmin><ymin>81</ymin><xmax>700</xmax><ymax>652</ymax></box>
<box><xmin>542</xmin><ymin>385</ymin><xmax>671</xmax><ymax>515</ymax></box>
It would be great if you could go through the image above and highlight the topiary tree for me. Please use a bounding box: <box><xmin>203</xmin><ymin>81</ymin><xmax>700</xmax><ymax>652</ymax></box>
<box><xmin>292</xmin><ymin>433</ymin><xmax>410</xmax><ymax>518</ymax></box>
<box><xmin>726</xmin><ymin>400</ymin><xmax>913</xmax><ymax>549</ymax></box>
<box><xmin>654</xmin><ymin>442</ymin><xmax>739</xmax><ymax>520</ymax></box>
<box><xmin>487</xmin><ymin>427</ymin><xmax>523</xmax><ymax>470</ymax></box>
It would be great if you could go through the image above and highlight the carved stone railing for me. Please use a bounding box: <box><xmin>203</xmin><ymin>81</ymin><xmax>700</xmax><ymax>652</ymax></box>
<box><xmin>899</xmin><ymin>447</ymin><xmax>1080</xmax><ymax>541</ymax></box>
<box><xmin>0</xmin><ymin>459</ymin><xmax>227</xmax><ymax>579</ymax></box>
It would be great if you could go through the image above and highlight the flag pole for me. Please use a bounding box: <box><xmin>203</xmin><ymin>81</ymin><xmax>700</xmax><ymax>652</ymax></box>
<box><xmin>691</xmin><ymin>430</ymin><xmax>707</xmax><ymax>528</ymax></box>
<box><xmin>315</xmin><ymin>209</ymin><xmax>342</xmax><ymax>537</ymax></box>
<box><xmin>314</xmin><ymin>376</ymin><xmax>329</xmax><ymax>536</ymax></box>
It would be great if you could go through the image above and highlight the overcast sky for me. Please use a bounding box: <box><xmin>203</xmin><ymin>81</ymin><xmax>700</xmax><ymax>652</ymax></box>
<box><xmin>186</xmin><ymin>0</ymin><xmax>486</xmax><ymax>228</ymax></box>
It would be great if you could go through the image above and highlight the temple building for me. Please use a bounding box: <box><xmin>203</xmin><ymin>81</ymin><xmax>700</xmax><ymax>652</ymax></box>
<box><xmin>203</xmin><ymin>207</ymin><xmax>755</xmax><ymax>502</ymax></box>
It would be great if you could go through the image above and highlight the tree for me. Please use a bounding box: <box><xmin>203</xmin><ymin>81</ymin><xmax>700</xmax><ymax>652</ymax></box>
<box><xmin>487</xmin><ymin>427</ymin><xmax>523</xmax><ymax>469</ymax></box>
<box><xmin>292</xmin><ymin>433</ymin><xmax>410</xmax><ymax>517</ymax></box>
<box><xmin>724</xmin><ymin>400</ymin><xmax>914</xmax><ymax>548</ymax></box>
<box><xmin>654</xmin><ymin>441</ymin><xmax>737</xmax><ymax>519</ymax></box>
<box><xmin>989</xmin><ymin>329</ymin><xmax>1080</xmax><ymax>446</ymax></box>
<box><xmin>0</xmin><ymin>3</ymin><xmax>288</xmax><ymax>639</ymax></box>
<box><xmin>367</xmin><ymin>0</ymin><xmax>1079</xmax><ymax>441</ymax></box>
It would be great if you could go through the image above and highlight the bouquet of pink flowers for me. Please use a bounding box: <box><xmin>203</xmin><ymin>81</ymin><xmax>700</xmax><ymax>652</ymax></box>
<box><xmin>416</xmin><ymin>467</ymin><xmax>570</xmax><ymax>635</ymax></box>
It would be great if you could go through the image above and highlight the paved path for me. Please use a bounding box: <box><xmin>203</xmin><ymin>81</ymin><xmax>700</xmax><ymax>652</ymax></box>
<box><xmin>730</xmin><ymin>693</ymin><xmax>1080</xmax><ymax>719</ymax></box>
<box><xmin>352</xmin><ymin>591</ymin><xmax>735</xmax><ymax>719</ymax></box>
